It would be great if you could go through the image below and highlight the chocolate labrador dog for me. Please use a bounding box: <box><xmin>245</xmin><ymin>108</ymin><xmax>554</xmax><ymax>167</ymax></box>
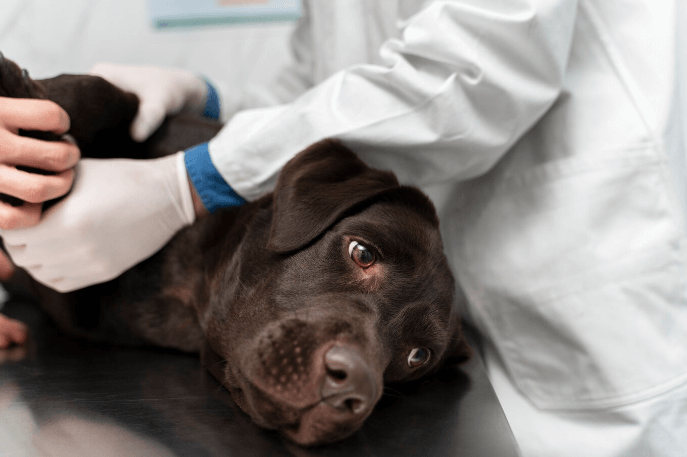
<box><xmin>0</xmin><ymin>55</ymin><xmax>471</xmax><ymax>446</ymax></box>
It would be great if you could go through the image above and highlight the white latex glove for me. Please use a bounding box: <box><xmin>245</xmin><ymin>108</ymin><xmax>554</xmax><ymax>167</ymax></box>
<box><xmin>0</xmin><ymin>152</ymin><xmax>195</xmax><ymax>292</ymax></box>
<box><xmin>90</xmin><ymin>63</ymin><xmax>208</xmax><ymax>142</ymax></box>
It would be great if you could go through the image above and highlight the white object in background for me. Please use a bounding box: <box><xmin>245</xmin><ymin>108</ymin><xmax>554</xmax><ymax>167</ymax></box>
<box><xmin>149</xmin><ymin>0</ymin><xmax>301</xmax><ymax>29</ymax></box>
<box><xmin>0</xmin><ymin>0</ymin><xmax>295</xmax><ymax>101</ymax></box>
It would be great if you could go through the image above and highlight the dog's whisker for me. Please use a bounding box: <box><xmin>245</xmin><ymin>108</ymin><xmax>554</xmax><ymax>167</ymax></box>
<box><xmin>213</xmin><ymin>384</ymin><xmax>226</xmax><ymax>394</ymax></box>
<box><xmin>209</xmin><ymin>359</ymin><xmax>226</xmax><ymax>369</ymax></box>
<box><xmin>382</xmin><ymin>386</ymin><xmax>407</xmax><ymax>399</ymax></box>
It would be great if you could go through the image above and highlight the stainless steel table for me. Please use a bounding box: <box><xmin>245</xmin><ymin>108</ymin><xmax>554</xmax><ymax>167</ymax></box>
<box><xmin>0</xmin><ymin>298</ymin><xmax>520</xmax><ymax>457</ymax></box>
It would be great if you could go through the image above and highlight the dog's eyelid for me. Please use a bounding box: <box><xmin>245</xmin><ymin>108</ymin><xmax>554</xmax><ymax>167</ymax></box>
<box><xmin>348</xmin><ymin>240</ymin><xmax>360</xmax><ymax>257</ymax></box>
<box><xmin>345</xmin><ymin>236</ymin><xmax>384</xmax><ymax>260</ymax></box>
<box><xmin>407</xmin><ymin>347</ymin><xmax>431</xmax><ymax>368</ymax></box>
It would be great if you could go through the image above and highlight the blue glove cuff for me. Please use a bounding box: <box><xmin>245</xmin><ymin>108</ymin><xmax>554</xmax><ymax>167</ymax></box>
<box><xmin>184</xmin><ymin>142</ymin><xmax>246</xmax><ymax>213</ymax></box>
<box><xmin>202</xmin><ymin>79</ymin><xmax>220</xmax><ymax>120</ymax></box>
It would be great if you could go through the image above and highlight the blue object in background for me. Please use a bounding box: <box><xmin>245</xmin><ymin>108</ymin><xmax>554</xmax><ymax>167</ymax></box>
<box><xmin>149</xmin><ymin>0</ymin><xmax>301</xmax><ymax>29</ymax></box>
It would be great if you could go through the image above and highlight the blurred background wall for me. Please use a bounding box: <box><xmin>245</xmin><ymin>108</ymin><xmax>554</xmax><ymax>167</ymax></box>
<box><xmin>0</xmin><ymin>0</ymin><xmax>295</xmax><ymax>94</ymax></box>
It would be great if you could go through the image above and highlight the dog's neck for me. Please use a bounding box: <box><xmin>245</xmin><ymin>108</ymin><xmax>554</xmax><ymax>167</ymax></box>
<box><xmin>164</xmin><ymin>194</ymin><xmax>275</xmax><ymax>349</ymax></box>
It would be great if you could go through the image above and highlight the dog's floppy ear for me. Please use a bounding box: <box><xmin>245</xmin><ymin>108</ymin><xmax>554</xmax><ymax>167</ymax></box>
<box><xmin>267</xmin><ymin>139</ymin><xmax>399</xmax><ymax>253</ymax></box>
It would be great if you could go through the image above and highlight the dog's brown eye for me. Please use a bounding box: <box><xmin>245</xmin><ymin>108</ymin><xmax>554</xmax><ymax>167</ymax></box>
<box><xmin>348</xmin><ymin>241</ymin><xmax>376</xmax><ymax>268</ymax></box>
<box><xmin>407</xmin><ymin>348</ymin><xmax>430</xmax><ymax>368</ymax></box>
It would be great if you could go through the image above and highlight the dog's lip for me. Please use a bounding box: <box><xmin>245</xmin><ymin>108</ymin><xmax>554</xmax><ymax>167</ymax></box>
<box><xmin>280</xmin><ymin>397</ymin><xmax>373</xmax><ymax>446</ymax></box>
<box><xmin>238</xmin><ymin>383</ymin><xmax>370</xmax><ymax>442</ymax></box>
<box><xmin>231</xmin><ymin>369</ymin><xmax>322</xmax><ymax>431</ymax></box>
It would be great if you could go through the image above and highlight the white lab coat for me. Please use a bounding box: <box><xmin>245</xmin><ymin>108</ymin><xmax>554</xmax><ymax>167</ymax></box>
<box><xmin>209</xmin><ymin>1</ymin><xmax>687</xmax><ymax>455</ymax></box>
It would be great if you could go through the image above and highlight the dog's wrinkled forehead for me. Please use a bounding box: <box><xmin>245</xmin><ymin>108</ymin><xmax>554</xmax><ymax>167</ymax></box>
<box><xmin>344</xmin><ymin>197</ymin><xmax>441</xmax><ymax>252</ymax></box>
<box><xmin>265</xmin><ymin>141</ymin><xmax>454</xmax><ymax>310</ymax></box>
<box><xmin>342</xmin><ymin>191</ymin><xmax>449</xmax><ymax>271</ymax></box>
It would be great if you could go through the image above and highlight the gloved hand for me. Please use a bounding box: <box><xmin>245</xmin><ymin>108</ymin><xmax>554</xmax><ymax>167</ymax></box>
<box><xmin>1</xmin><ymin>152</ymin><xmax>195</xmax><ymax>292</ymax></box>
<box><xmin>90</xmin><ymin>63</ymin><xmax>208</xmax><ymax>142</ymax></box>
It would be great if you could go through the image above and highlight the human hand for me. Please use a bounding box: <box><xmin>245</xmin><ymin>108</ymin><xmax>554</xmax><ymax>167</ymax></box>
<box><xmin>0</xmin><ymin>313</ymin><xmax>28</xmax><ymax>349</ymax></box>
<box><xmin>1</xmin><ymin>152</ymin><xmax>195</xmax><ymax>292</ymax></box>
<box><xmin>0</xmin><ymin>252</ymin><xmax>14</xmax><ymax>281</ymax></box>
<box><xmin>0</xmin><ymin>97</ymin><xmax>80</xmax><ymax>229</ymax></box>
<box><xmin>90</xmin><ymin>63</ymin><xmax>208</xmax><ymax>142</ymax></box>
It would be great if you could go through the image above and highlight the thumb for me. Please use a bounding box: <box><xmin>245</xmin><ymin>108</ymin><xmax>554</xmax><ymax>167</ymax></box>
<box><xmin>131</xmin><ymin>101</ymin><xmax>167</xmax><ymax>142</ymax></box>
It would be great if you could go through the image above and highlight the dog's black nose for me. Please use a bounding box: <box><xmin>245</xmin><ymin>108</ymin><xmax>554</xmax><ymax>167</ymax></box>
<box><xmin>321</xmin><ymin>345</ymin><xmax>377</xmax><ymax>416</ymax></box>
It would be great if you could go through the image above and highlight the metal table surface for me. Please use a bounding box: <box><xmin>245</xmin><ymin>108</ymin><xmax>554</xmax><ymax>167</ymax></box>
<box><xmin>0</xmin><ymin>298</ymin><xmax>520</xmax><ymax>457</ymax></box>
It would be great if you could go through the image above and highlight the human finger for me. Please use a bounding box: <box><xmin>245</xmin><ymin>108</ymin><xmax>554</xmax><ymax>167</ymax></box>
<box><xmin>0</xmin><ymin>97</ymin><xmax>70</xmax><ymax>134</ymax></box>
<box><xmin>0</xmin><ymin>314</ymin><xmax>28</xmax><ymax>348</ymax></box>
<box><xmin>0</xmin><ymin>166</ymin><xmax>75</xmax><ymax>204</ymax></box>
<box><xmin>0</xmin><ymin>345</ymin><xmax>28</xmax><ymax>362</ymax></box>
<box><xmin>0</xmin><ymin>251</ymin><xmax>15</xmax><ymax>281</ymax></box>
<box><xmin>0</xmin><ymin>200</ymin><xmax>42</xmax><ymax>229</ymax></box>
<box><xmin>0</xmin><ymin>130</ymin><xmax>79</xmax><ymax>172</ymax></box>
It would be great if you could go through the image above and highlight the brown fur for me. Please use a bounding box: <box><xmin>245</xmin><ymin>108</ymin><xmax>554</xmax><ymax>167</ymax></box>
<box><xmin>0</xmin><ymin>54</ymin><xmax>471</xmax><ymax>446</ymax></box>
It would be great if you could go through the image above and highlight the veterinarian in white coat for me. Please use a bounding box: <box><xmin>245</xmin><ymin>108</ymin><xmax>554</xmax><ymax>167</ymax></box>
<box><xmin>1</xmin><ymin>1</ymin><xmax>687</xmax><ymax>455</ymax></box>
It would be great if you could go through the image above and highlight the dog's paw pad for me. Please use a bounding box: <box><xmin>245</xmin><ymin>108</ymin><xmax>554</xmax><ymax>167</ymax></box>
<box><xmin>0</xmin><ymin>313</ymin><xmax>28</xmax><ymax>349</ymax></box>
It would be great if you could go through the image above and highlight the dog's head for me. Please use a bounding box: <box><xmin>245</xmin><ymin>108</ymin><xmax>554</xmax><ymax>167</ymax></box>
<box><xmin>203</xmin><ymin>139</ymin><xmax>471</xmax><ymax>446</ymax></box>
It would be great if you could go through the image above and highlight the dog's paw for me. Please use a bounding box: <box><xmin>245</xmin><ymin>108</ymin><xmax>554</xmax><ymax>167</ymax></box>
<box><xmin>0</xmin><ymin>52</ymin><xmax>46</xmax><ymax>99</ymax></box>
<box><xmin>0</xmin><ymin>313</ymin><xmax>28</xmax><ymax>349</ymax></box>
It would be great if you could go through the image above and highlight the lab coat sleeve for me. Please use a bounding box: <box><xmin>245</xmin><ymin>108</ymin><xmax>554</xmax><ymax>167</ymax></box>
<box><xmin>208</xmin><ymin>0</ymin><xmax>580</xmax><ymax>201</ymax></box>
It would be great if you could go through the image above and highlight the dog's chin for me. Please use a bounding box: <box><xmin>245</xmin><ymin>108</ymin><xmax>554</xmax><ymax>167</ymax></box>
<box><xmin>282</xmin><ymin>402</ymin><xmax>369</xmax><ymax>446</ymax></box>
<box><xmin>230</xmin><ymin>367</ymin><xmax>374</xmax><ymax>446</ymax></box>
